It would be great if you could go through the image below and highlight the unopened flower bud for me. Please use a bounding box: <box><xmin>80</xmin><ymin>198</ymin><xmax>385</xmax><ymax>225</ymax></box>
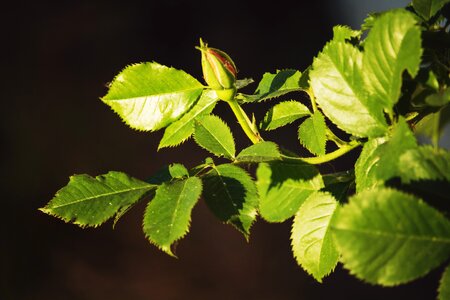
<box><xmin>197</xmin><ymin>38</ymin><xmax>237</xmax><ymax>101</ymax></box>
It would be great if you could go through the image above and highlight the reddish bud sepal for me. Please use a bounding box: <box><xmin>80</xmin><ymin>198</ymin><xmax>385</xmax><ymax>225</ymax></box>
<box><xmin>197</xmin><ymin>38</ymin><xmax>237</xmax><ymax>101</ymax></box>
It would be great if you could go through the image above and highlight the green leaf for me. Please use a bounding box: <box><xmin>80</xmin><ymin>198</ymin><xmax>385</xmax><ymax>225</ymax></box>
<box><xmin>159</xmin><ymin>90</ymin><xmax>218</xmax><ymax>149</ymax></box>
<box><xmin>143</xmin><ymin>176</ymin><xmax>202</xmax><ymax>256</ymax></box>
<box><xmin>201</xmin><ymin>164</ymin><xmax>258</xmax><ymax>237</ymax></box>
<box><xmin>355</xmin><ymin>118</ymin><xmax>417</xmax><ymax>192</ymax></box>
<box><xmin>236</xmin><ymin>141</ymin><xmax>282</xmax><ymax>162</ymax></box>
<box><xmin>194</xmin><ymin>115</ymin><xmax>236</xmax><ymax>159</ymax></box>
<box><xmin>253</xmin><ymin>69</ymin><xmax>305</xmax><ymax>101</ymax></box>
<box><xmin>236</xmin><ymin>78</ymin><xmax>254</xmax><ymax>90</ymax></box>
<box><xmin>291</xmin><ymin>192</ymin><xmax>339</xmax><ymax>282</ymax></box>
<box><xmin>168</xmin><ymin>163</ymin><xmax>189</xmax><ymax>179</ymax></box>
<box><xmin>439</xmin><ymin>264</ymin><xmax>450</xmax><ymax>300</ymax></box>
<box><xmin>298</xmin><ymin>110</ymin><xmax>327</xmax><ymax>156</ymax></box>
<box><xmin>310</xmin><ymin>41</ymin><xmax>387</xmax><ymax>137</ymax></box>
<box><xmin>102</xmin><ymin>62</ymin><xmax>204</xmax><ymax>131</ymax></box>
<box><xmin>260</xmin><ymin>100</ymin><xmax>311</xmax><ymax>130</ymax></box>
<box><xmin>398</xmin><ymin>146</ymin><xmax>450</xmax><ymax>183</ymax></box>
<box><xmin>332</xmin><ymin>187</ymin><xmax>450</xmax><ymax>286</ymax></box>
<box><xmin>256</xmin><ymin>161</ymin><xmax>324</xmax><ymax>222</ymax></box>
<box><xmin>363</xmin><ymin>9</ymin><xmax>422</xmax><ymax>112</ymax></box>
<box><xmin>321</xmin><ymin>171</ymin><xmax>354</xmax><ymax>202</ymax></box>
<box><xmin>414</xmin><ymin>105</ymin><xmax>450</xmax><ymax>147</ymax></box>
<box><xmin>332</xmin><ymin>25</ymin><xmax>361</xmax><ymax>42</ymax></box>
<box><xmin>40</xmin><ymin>171</ymin><xmax>155</xmax><ymax>227</ymax></box>
<box><xmin>413</xmin><ymin>0</ymin><xmax>450</xmax><ymax>19</ymax></box>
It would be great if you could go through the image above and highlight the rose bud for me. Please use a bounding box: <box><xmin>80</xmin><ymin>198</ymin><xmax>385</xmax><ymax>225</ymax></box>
<box><xmin>197</xmin><ymin>38</ymin><xmax>237</xmax><ymax>101</ymax></box>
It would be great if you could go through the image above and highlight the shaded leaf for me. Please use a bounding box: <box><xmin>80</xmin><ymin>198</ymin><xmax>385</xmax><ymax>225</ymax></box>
<box><xmin>291</xmin><ymin>192</ymin><xmax>339</xmax><ymax>282</ymax></box>
<box><xmin>202</xmin><ymin>164</ymin><xmax>258</xmax><ymax>237</ymax></box>
<box><xmin>194</xmin><ymin>115</ymin><xmax>235</xmax><ymax>159</ymax></box>
<box><xmin>257</xmin><ymin>161</ymin><xmax>324</xmax><ymax>222</ymax></box>
<box><xmin>413</xmin><ymin>0</ymin><xmax>450</xmax><ymax>19</ymax></box>
<box><xmin>143</xmin><ymin>176</ymin><xmax>202</xmax><ymax>256</ymax></box>
<box><xmin>439</xmin><ymin>264</ymin><xmax>450</xmax><ymax>300</ymax></box>
<box><xmin>332</xmin><ymin>187</ymin><xmax>450</xmax><ymax>286</ymax></box>
<box><xmin>236</xmin><ymin>141</ymin><xmax>281</xmax><ymax>162</ymax></box>
<box><xmin>298</xmin><ymin>110</ymin><xmax>327</xmax><ymax>156</ymax></box>
<box><xmin>40</xmin><ymin>172</ymin><xmax>155</xmax><ymax>227</ymax></box>
<box><xmin>252</xmin><ymin>69</ymin><xmax>305</xmax><ymax>102</ymax></box>
<box><xmin>102</xmin><ymin>62</ymin><xmax>204</xmax><ymax>131</ymax></box>
<box><xmin>159</xmin><ymin>90</ymin><xmax>218</xmax><ymax>149</ymax></box>
<box><xmin>260</xmin><ymin>100</ymin><xmax>311</xmax><ymax>130</ymax></box>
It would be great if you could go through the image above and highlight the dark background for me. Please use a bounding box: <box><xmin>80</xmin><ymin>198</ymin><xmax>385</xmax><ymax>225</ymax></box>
<box><xmin>2</xmin><ymin>0</ymin><xmax>444</xmax><ymax>299</ymax></box>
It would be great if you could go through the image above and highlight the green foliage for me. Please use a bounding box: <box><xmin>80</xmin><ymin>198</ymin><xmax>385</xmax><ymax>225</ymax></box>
<box><xmin>260</xmin><ymin>100</ymin><xmax>310</xmax><ymax>130</ymax></box>
<box><xmin>194</xmin><ymin>114</ymin><xmax>236</xmax><ymax>159</ymax></box>
<box><xmin>413</xmin><ymin>0</ymin><xmax>450</xmax><ymax>19</ymax></box>
<box><xmin>159</xmin><ymin>90</ymin><xmax>218</xmax><ymax>148</ymax></box>
<box><xmin>291</xmin><ymin>192</ymin><xmax>339</xmax><ymax>282</ymax></box>
<box><xmin>236</xmin><ymin>141</ymin><xmax>281</xmax><ymax>162</ymax></box>
<box><xmin>41</xmin><ymin>2</ymin><xmax>450</xmax><ymax>297</ymax></box>
<box><xmin>41</xmin><ymin>172</ymin><xmax>155</xmax><ymax>227</ymax></box>
<box><xmin>202</xmin><ymin>164</ymin><xmax>258</xmax><ymax>237</ymax></box>
<box><xmin>332</xmin><ymin>187</ymin><xmax>450</xmax><ymax>286</ymax></box>
<box><xmin>143</xmin><ymin>176</ymin><xmax>202</xmax><ymax>256</ymax></box>
<box><xmin>298</xmin><ymin>110</ymin><xmax>327</xmax><ymax>156</ymax></box>
<box><xmin>102</xmin><ymin>62</ymin><xmax>203</xmax><ymax>131</ymax></box>
<box><xmin>256</xmin><ymin>161</ymin><xmax>324</xmax><ymax>222</ymax></box>
<box><xmin>439</xmin><ymin>264</ymin><xmax>450</xmax><ymax>300</ymax></box>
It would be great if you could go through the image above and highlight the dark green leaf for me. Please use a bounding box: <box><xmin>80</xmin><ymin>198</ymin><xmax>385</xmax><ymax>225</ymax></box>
<box><xmin>439</xmin><ymin>264</ymin><xmax>450</xmax><ymax>300</ymax></box>
<box><xmin>298</xmin><ymin>110</ymin><xmax>327</xmax><ymax>156</ymax></box>
<box><xmin>236</xmin><ymin>141</ymin><xmax>282</xmax><ymax>162</ymax></box>
<box><xmin>413</xmin><ymin>0</ymin><xmax>450</xmax><ymax>19</ymax></box>
<box><xmin>253</xmin><ymin>69</ymin><xmax>305</xmax><ymax>101</ymax></box>
<box><xmin>291</xmin><ymin>192</ymin><xmax>339</xmax><ymax>282</ymax></box>
<box><xmin>332</xmin><ymin>187</ymin><xmax>450</xmax><ymax>286</ymax></box>
<box><xmin>143</xmin><ymin>176</ymin><xmax>202</xmax><ymax>256</ymax></box>
<box><xmin>102</xmin><ymin>62</ymin><xmax>204</xmax><ymax>131</ymax></box>
<box><xmin>40</xmin><ymin>172</ymin><xmax>155</xmax><ymax>227</ymax></box>
<box><xmin>257</xmin><ymin>161</ymin><xmax>324</xmax><ymax>222</ymax></box>
<box><xmin>261</xmin><ymin>100</ymin><xmax>311</xmax><ymax>130</ymax></box>
<box><xmin>202</xmin><ymin>164</ymin><xmax>258</xmax><ymax>237</ymax></box>
<box><xmin>194</xmin><ymin>115</ymin><xmax>236</xmax><ymax>159</ymax></box>
<box><xmin>414</xmin><ymin>105</ymin><xmax>450</xmax><ymax>147</ymax></box>
<box><xmin>159</xmin><ymin>90</ymin><xmax>218</xmax><ymax>149</ymax></box>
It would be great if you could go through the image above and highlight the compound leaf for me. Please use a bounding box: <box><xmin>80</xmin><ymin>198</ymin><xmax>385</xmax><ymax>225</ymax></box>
<box><xmin>40</xmin><ymin>171</ymin><xmax>155</xmax><ymax>227</ymax></box>
<box><xmin>413</xmin><ymin>0</ymin><xmax>450</xmax><ymax>19</ymax></box>
<box><xmin>291</xmin><ymin>192</ymin><xmax>339</xmax><ymax>282</ymax></box>
<box><xmin>261</xmin><ymin>100</ymin><xmax>311</xmax><ymax>130</ymax></box>
<box><xmin>310</xmin><ymin>41</ymin><xmax>387</xmax><ymax>137</ymax></box>
<box><xmin>159</xmin><ymin>90</ymin><xmax>218</xmax><ymax>149</ymax></box>
<box><xmin>202</xmin><ymin>164</ymin><xmax>258</xmax><ymax>237</ymax></box>
<box><xmin>236</xmin><ymin>141</ymin><xmax>282</xmax><ymax>162</ymax></box>
<box><xmin>194</xmin><ymin>115</ymin><xmax>235</xmax><ymax>159</ymax></box>
<box><xmin>257</xmin><ymin>161</ymin><xmax>324</xmax><ymax>222</ymax></box>
<box><xmin>298</xmin><ymin>110</ymin><xmax>327</xmax><ymax>156</ymax></box>
<box><xmin>143</xmin><ymin>176</ymin><xmax>202</xmax><ymax>256</ymax></box>
<box><xmin>102</xmin><ymin>62</ymin><xmax>204</xmax><ymax>131</ymax></box>
<box><xmin>363</xmin><ymin>9</ymin><xmax>422</xmax><ymax>113</ymax></box>
<box><xmin>332</xmin><ymin>187</ymin><xmax>450</xmax><ymax>286</ymax></box>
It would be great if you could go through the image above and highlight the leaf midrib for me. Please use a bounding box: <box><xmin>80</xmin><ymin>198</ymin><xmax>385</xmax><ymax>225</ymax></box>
<box><xmin>103</xmin><ymin>86</ymin><xmax>203</xmax><ymax>101</ymax></box>
<box><xmin>333</xmin><ymin>226</ymin><xmax>450</xmax><ymax>244</ymax></box>
<box><xmin>50</xmin><ymin>185</ymin><xmax>154</xmax><ymax>209</ymax></box>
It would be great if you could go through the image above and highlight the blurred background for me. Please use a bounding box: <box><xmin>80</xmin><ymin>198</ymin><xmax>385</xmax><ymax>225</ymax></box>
<box><xmin>3</xmin><ymin>0</ymin><xmax>445</xmax><ymax>299</ymax></box>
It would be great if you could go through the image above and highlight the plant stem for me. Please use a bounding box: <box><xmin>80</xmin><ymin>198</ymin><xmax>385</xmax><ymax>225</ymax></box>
<box><xmin>306</xmin><ymin>88</ymin><xmax>317</xmax><ymax>112</ymax></box>
<box><xmin>326</xmin><ymin>128</ymin><xmax>347</xmax><ymax>148</ymax></box>
<box><xmin>226</xmin><ymin>98</ymin><xmax>262</xmax><ymax>144</ymax></box>
<box><xmin>281</xmin><ymin>140</ymin><xmax>361</xmax><ymax>165</ymax></box>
